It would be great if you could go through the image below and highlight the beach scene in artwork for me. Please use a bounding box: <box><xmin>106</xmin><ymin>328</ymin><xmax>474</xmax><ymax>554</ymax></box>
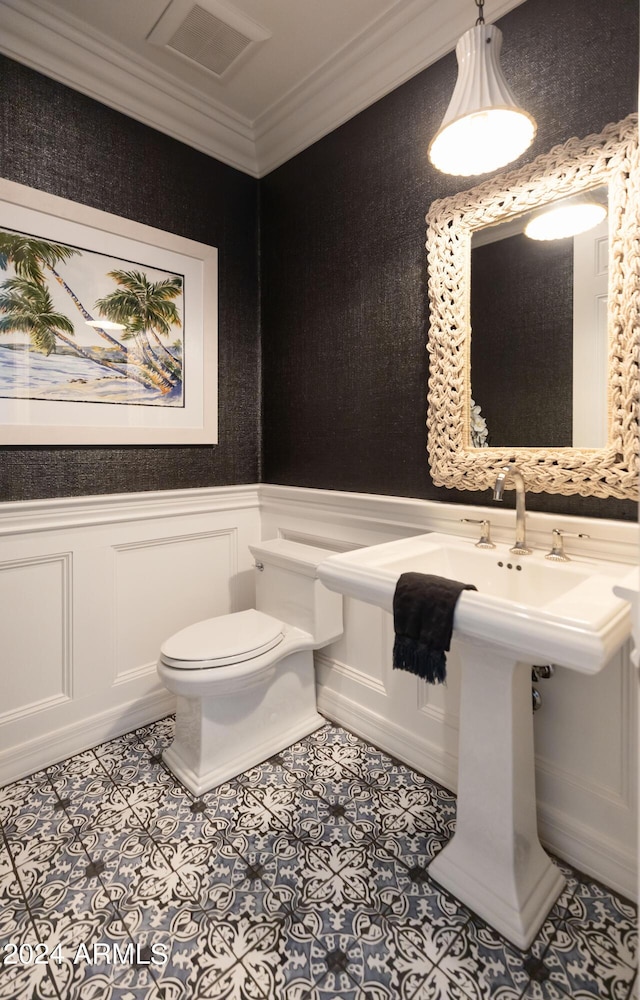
<box><xmin>0</xmin><ymin>228</ymin><xmax>185</xmax><ymax>407</ymax></box>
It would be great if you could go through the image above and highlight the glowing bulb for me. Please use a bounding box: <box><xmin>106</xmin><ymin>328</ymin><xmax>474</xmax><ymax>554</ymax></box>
<box><xmin>524</xmin><ymin>202</ymin><xmax>607</xmax><ymax>241</ymax></box>
<box><xmin>428</xmin><ymin>24</ymin><xmax>536</xmax><ymax>177</ymax></box>
<box><xmin>429</xmin><ymin>108</ymin><xmax>536</xmax><ymax>176</ymax></box>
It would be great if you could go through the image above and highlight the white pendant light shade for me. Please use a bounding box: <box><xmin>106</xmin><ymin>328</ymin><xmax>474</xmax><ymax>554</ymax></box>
<box><xmin>524</xmin><ymin>201</ymin><xmax>607</xmax><ymax>241</ymax></box>
<box><xmin>429</xmin><ymin>24</ymin><xmax>536</xmax><ymax>176</ymax></box>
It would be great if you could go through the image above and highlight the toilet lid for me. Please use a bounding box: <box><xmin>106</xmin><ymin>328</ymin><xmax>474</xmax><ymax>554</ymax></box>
<box><xmin>160</xmin><ymin>609</ymin><xmax>285</xmax><ymax>669</ymax></box>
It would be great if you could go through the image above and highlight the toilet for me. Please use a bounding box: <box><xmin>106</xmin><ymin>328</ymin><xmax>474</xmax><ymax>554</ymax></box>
<box><xmin>157</xmin><ymin>538</ymin><xmax>343</xmax><ymax>795</ymax></box>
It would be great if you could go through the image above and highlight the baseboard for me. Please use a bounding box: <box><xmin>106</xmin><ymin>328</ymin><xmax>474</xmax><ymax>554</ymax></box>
<box><xmin>0</xmin><ymin>691</ymin><xmax>176</xmax><ymax>786</ymax></box>
<box><xmin>538</xmin><ymin>802</ymin><xmax>638</xmax><ymax>902</ymax></box>
<box><xmin>317</xmin><ymin>683</ymin><xmax>459</xmax><ymax>792</ymax></box>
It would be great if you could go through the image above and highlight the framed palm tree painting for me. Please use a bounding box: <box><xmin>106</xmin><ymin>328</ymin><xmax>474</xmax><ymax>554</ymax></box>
<box><xmin>0</xmin><ymin>179</ymin><xmax>217</xmax><ymax>444</ymax></box>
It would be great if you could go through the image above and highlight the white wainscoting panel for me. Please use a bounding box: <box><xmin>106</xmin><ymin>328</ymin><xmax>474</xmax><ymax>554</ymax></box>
<box><xmin>0</xmin><ymin>553</ymin><xmax>72</xmax><ymax>723</ymax></box>
<box><xmin>0</xmin><ymin>486</ymin><xmax>260</xmax><ymax>784</ymax></box>
<box><xmin>260</xmin><ymin>484</ymin><xmax>639</xmax><ymax>899</ymax></box>
<box><xmin>113</xmin><ymin>528</ymin><xmax>238</xmax><ymax>683</ymax></box>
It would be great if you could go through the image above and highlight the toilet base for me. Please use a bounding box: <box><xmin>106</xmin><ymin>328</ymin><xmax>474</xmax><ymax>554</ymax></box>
<box><xmin>162</xmin><ymin>648</ymin><xmax>324</xmax><ymax>795</ymax></box>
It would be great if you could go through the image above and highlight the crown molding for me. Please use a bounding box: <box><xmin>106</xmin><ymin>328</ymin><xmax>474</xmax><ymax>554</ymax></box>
<box><xmin>254</xmin><ymin>0</ymin><xmax>526</xmax><ymax>175</ymax></box>
<box><xmin>0</xmin><ymin>0</ymin><xmax>526</xmax><ymax>178</ymax></box>
<box><xmin>0</xmin><ymin>0</ymin><xmax>259</xmax><ymax>176</ymax></box>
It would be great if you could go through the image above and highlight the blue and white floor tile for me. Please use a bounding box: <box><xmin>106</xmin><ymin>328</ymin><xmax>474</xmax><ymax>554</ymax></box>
<box><xmin>0</xmin><ymin>716</ymin><xmax>636</xmax><ymax>1000</ymax></box>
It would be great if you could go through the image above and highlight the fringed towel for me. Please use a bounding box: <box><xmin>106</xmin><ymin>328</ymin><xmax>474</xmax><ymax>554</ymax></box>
<box><xmin>392</xmin><ymin>572</ymin><xmax>477</xmax><ymax>684</ymax></box>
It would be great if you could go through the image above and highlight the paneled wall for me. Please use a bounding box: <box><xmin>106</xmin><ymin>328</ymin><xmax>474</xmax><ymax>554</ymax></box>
<box><xmin>0</xmin><ymin>487</ymin><xmax>261</xmax><ymax>783</ymax></box>
<box><xmin>261</xmin><ymin>485</ymin><xmax>638</xmax><ymax>900</ymax></box>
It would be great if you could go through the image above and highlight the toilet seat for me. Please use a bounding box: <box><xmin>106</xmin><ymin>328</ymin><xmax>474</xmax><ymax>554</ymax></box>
<box><xmin>160</xmin><ymin>609</ymin><xmax>285</xmax><ymax>669</ymax></box>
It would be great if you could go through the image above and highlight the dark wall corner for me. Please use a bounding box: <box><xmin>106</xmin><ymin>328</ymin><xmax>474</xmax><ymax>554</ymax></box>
<box><xmin>0</xmin><ymin>55</ymin><xmax>261</xmax><ymax>501</ymax></box>
<box><xmin>259</xmin><ymin>0</ymin><xmax>638</xmax><ymax>521</ymax></box>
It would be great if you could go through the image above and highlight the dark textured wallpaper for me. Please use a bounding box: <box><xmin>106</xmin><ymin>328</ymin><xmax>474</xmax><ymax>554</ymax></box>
<box><xmin>261</xmin><ymin>0</ymin><xmax>638</xmax><ymax>520</ymax></box>
<box><xmin>0</xmin><ymin>56</ymin><xmax>260</xmax><ymax>500</ymax></box>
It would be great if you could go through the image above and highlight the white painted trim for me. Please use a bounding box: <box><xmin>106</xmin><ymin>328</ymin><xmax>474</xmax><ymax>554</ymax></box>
<box><xmin>17</xmin><ymin>480</ymin><xmax>636</xmax><ymax>556</ymax></box>
<box><xmin>0</xmin><ymin>0</ymin><xmax>258</xmax><ymax>176</ymax></box>
<box><xmin>259</xmin><ymin>484</ymin><xmax>639</xmax><ymax>565</ymax></box>
<box><xmin>534</xmin><ymin>644</ymin><xmax>635</xmax><ymax>809</ymax></box>
<box><xmin>111</xmin><ymin>526</ymin><xmax>240</xmax><ymax>557</ymax></box>
<box><xmin>0</xmin><ymin>0</ymin><xmax>527</xmax><ymax>177</ymax></box>
<box><xmin>0</xmin><ymin>485</ymin><xmax>260</xmax><ymax>536</ymax></box>
<box><xmin>254</xmin><ymin>0</ymin><xmax>527</xmax><ymax>175</ymax></box>
<box><xmin>0</xmin><ymin>690</ymin><xmax>176</xmax><ymax>785</ymax></box>
<box><xmin>0</xmin><ymin>551</ymin><xmax>74</xmax><ymax>721</ymax></box>
<box><xmin>112</xmin><ymin>662</ymin><xmax>158</xmax><ymax>687</ymax></box>
<box><xmin>538</xmin><ymin>801</ymin><xmax>636</xmax><ymax>901</ymax></box>
<box><xmin>0</xmin><ymin>692</ymin><xmax>72</xmax><ymax>727</ymax></box>
<box><xmin>418</xmin><ymin>686</ymin><xmax>456</xmax><ymax>727</ymax></box>
<box><xmin>316</xmin><ymin>651</ymin><xmax>387</xmax><ymax>697</ymax></box>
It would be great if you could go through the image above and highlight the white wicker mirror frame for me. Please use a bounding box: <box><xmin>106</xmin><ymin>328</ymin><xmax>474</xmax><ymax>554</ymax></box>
<box><xmin>425</xmin><ymin>114</ymin><xmax>639</xmax><ymax>500</ymax></box>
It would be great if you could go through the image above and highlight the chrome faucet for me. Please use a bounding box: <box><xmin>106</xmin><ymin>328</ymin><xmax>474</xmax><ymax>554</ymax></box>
<box><xmin>492</xmin><ymin>463</ymin><xmax>531</xmax><ymax>555</ymax></box>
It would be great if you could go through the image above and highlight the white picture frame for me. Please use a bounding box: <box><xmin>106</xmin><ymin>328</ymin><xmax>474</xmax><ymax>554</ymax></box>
<box><xmin>0</xmin><ymin>179</ymin><xmax>218</xmax><ymax>445</ymax></box>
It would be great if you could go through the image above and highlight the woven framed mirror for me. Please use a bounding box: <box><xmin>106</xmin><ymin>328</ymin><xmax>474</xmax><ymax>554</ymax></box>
<box><xmin>425</xmin><ymin>114</ymin><xmax>639</xmax><ymax>500</ymax></box>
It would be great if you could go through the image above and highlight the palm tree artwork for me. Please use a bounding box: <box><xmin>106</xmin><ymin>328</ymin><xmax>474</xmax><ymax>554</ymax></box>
<box><xmin>95</xmin><ymin>270</ymin><xmax>183</xmax><ymax>388</ymax></box>
<box><xmin>0</xmin><ymin>278</ymin><xmax>75</xmax><ymax>355</ymax></box>
<box><xmin>0</xmin><ymin>228</ymin><xmax>185</xmax><ymax>406</ymax></box>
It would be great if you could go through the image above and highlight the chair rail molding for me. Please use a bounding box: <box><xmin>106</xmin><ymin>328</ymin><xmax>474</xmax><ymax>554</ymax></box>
<box><xmin>0</xmin><ymin>485</ymin><xmax>260</xmax><ymax>536</ymax></box>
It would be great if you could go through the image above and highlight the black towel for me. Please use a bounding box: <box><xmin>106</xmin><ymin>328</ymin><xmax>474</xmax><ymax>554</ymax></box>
<box><xmin>392</xmin><ymin>572</ymin><xmax>477</xmax><ymax>683</ymax></box>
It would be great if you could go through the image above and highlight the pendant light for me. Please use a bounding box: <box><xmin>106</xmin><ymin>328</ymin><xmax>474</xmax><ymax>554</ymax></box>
<box><xmin>429</xmin><ymin>0</ymin><xmax>536</xmax><ymax>176</ymax></box>
<box><xmin>524</xmin><ymin>196</ymin><xmax>608</xmax><ymax>241</ymax></box>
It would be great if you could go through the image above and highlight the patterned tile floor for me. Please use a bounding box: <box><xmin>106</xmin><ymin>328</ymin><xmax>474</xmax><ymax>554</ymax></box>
<box><xmin>0</xmin><ymin>716</ymin><xmax>636</xmax><ymax>1000</ymax></box>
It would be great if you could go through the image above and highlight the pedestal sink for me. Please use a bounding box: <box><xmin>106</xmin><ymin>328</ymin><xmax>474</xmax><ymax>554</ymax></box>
<box><xmin>317</xmin><ymin>532</ymin><xmax>633</xmax><ymax>948</ymax></box>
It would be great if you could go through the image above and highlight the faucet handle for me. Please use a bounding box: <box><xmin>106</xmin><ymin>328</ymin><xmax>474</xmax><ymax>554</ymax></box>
<box><xmin>545</xmin><ymin>528</ymin><xmax>590</xmax><ymax>562</ymax></box>
<box><xmin>460</xmin><ymin>518</ymin><xmax>495</xmax><ymax>549</ymax></box>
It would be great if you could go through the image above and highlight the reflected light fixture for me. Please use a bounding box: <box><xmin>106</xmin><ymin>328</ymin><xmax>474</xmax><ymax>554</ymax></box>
<box><xmin>524</xmin><ymin>197</ymin><xmax>608</xmax><ymax>241</ymax></box>
<box><xmin>86</xmin><ymin>319</ymin><xmax>127</xmax><ymax>330</ymax></box>
<box><xmin>428</xmin><ymin>0</ymin><xmax>536</xmax><ymax>176</ymax></box>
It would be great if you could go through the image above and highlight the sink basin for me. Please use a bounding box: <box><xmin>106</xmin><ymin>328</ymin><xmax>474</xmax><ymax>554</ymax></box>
<box><xmin>317</xmin><ymin>530</ymin><xmax>635</xmax><ymax>949</ymax></box>
<box><xmin>318</xmin><ymin>531</ymin><xmax>633</xmax><ymax>673</ymax></box>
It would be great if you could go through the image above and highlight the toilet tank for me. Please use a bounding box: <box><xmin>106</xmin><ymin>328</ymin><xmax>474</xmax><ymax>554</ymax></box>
<box><xmin>248</xmin><ymin>539</ymin><xmax>343</xmax><ymax>646</ymax></box>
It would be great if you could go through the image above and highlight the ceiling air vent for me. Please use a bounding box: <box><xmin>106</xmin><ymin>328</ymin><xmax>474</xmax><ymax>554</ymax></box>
<box><xmin>167</xmin><ymin>5</ymin><xmax>250</xmax><ymax>76</ymax></box>
<box><xmin>148</xmin><ymin>0</ymin><xmax>271</xmax><ymax>80</ymax></box>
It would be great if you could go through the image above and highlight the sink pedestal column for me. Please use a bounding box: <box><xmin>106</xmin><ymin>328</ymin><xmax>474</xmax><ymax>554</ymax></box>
<box><xmin>429</xmin><ymin>640</ymin><xmax>565</xmax><ymax>950</ymax></box>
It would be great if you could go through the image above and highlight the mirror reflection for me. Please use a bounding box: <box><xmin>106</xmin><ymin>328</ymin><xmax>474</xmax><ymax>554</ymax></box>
<box><xmin>469</xmin><ymin>185</ymin><xmax>609</xmax><ymax>449</ymax></box>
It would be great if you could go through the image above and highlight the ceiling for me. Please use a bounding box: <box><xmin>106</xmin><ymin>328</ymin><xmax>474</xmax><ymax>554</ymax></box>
<box><xmin>0</xmin><ymin>0</ymin><xmax>526</xmax><ymax>177</ymax></box>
